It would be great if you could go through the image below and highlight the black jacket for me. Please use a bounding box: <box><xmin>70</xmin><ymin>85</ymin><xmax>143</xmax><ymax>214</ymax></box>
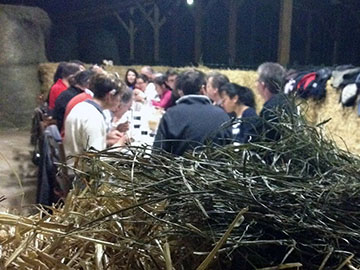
<box><xmin>258</xmin><ymin>93</ymin><xmax>294</xmax><ymax>141</ymax></box>
<box><xmin>153</xmin><ymin>95</ymin><xmax>232</xmax><ymax>155</ymax></box>
<box><xmin>53</xmin><ymin>86</ymin><xmax>83</xmax><ymax>131</ymax></box>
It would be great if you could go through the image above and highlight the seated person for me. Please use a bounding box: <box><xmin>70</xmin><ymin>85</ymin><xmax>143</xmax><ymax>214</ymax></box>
<box><xmin>165</xmin><ymin>68</ymin><xmax>179</xmax><ymax>108</ymax></box>
<box><xmin>153</xmin><ymin>69</ymin><xmax>232</xmax><ymax>156</ymax></box>
<box><xmin>205</xmin><ymin>71</ymin><xmax>229</xmax><ymax>105</ymax></box>
<box><xmin>53</xmin><ymin>70</ymin><xmax>94</xmax><ymax>131</ymax></box>
<box><xmin>219</xmin><ymin>83</ymin><xmax>258</xmax><ymax>143</ymax></box>
<box><xmin>152</xmin><ymin>74</ymin><xmax>172</xmax><ymax>110</ymax></box>
<box><xmin>104</xmin><ymin>88</ymin><xmax>133</xmax><ymax>146</ymax></box>
<box><xmin>133</xmin><ymin>74</ymin><xmax>149</xmax><ymax>103</ymax></box>
<box><xmin>48</xmin><ymin>62</ymin><xmax>84</xmax><ymax>110</ymax></box>
<box><xmin>141</xmin><ymin>66</ymin><xmax>158</xmax><ymax>101</ymax></box>
<box><xmin>256</xmin><ymin>62</ymin><xmax>294</xmax><ymax>141</ymax></box>
<box><xmin>124</xmin><ymin>68</ymin><xmax>138</xmax><ymax>90</ymax></box>
<box><xmin>63</xmin><ymin>73</ymin><xmax>127</xmax><ymax>160</ymax></box>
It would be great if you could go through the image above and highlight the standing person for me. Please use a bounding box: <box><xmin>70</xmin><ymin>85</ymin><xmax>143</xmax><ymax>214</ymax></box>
<box><xmin>124</xmin><ymin>68</ymin><xmax>138</xmax><ymax>90</ymax></box>
<box><xmin>153</xmin><ymin>69</ymin><xmax>232</xmax><ymax>156</ymax></box>
<box><xmin>220</xmin><ymin>83</ymin><xmax>258</xmax><ymax>143</ymax></box>
<box><xmin>256</xmin><ymin>62</ymin><xmax>294</xmax><ymax>141</ymax></box>
<box><xmin>48</xmin><ymin>62</ymin><xmax>84</xmax><ymax>110</ymax></box>
<box><xmin>205</xmin><ymin>72</ymin><xmax>229</xmax><ymax>105</ymax></box>
<box><xmin>152</xmin><ymin>74</ymin><xmax>172</xmax><ymax>110</ymax></box>
<box><xmin>63</xmin><ymin>73</ymin><xmax>127</xmax><ymax>159</ymax></box>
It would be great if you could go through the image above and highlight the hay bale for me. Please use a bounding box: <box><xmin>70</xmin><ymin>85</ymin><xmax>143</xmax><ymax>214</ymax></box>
<box><xmin>0</xmin><ymin>4</ymin><xmax>50</xmax><ymax>65</ymax></box>
<box><xmin>0</xmin><ymin>65</ymin><xmax>40</xmax><ymax>128</ymax></box>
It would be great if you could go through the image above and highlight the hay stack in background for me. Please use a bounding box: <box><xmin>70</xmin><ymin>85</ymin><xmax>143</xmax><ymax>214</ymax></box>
<box><xmin>0</xmin><ymin>5</ymin><xmax>50</xmax><ymax>128</ymax></box>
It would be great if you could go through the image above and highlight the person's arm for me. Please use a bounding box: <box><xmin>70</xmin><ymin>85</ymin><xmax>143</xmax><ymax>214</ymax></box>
<box><xmin>152</xmin><ymin>91</ymin><xmax>172</xmax><ymax>109</ymax></box>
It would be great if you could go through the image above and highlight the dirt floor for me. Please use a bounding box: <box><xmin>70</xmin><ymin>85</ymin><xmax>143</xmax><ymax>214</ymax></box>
<box><xmin>0</xmin><ymin>129</ymin><xmax>38</xmax><ymax>215</ymax></box>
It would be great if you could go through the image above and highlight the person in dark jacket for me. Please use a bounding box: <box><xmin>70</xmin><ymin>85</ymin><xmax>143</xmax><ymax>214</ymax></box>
<box><xmin>219</xmin><ymin>83</ymin><xmax>258</xmax><ymax>143</ymax></box>
<box><xmin>153</xmin><ymin>69</ymin><xmax>232</xmax><ymax>156</ymax></box>
<box><xmin>256</xmin><ymin>62</ymin><xmax>294</xmax><ymax>141</ymax></box>
<box><xmin>53</xmin><ymin>70</ymin><xmax>94</xmax><ymax>131</ymax></box>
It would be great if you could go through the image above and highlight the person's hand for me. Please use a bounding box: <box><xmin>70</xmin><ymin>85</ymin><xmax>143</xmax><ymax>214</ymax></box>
<box><xmin>113</xmin><ymin>133</ymin><xmax>130</xmax><ymax>147</ymax></box>
<box><xmin>154</xmin><ymin>106</ymin><xmax>165</xmax><ymax>114</ymax></box>
<box><xmin>133</xmin><ymin>89</ymin><xmax>146</xmax><ymax>103</ymax></box>
<box><xmin>116</xmin><ymin>121</ymin><xmax>129</xmax><ymax>133</ymax></box>
<box><xmin>106</xmin><ymin>129</ymin><xmax>123</xmax><ymax>146</ymax></box>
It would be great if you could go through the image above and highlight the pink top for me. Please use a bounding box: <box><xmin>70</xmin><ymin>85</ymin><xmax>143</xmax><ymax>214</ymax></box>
<box><xmin>152</xmin><ymin>90</ymin><xmax>172</xmax><ymax>110</ymax></box>
<box><xmin>48</xmin><ymin>79</ymin><xmax>68</xmax><ymax>109</ymax></box>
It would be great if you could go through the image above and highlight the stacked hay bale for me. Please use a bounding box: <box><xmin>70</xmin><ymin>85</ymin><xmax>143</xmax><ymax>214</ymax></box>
<box><xmin>0</xmin><ymin>4</ymin><xmax>50</xmax><ymax>128</ymax></box>
<box><xmin>38</xmin><ymin>63</ymin><xmax>360</xmax><ymax>155</ymax></box>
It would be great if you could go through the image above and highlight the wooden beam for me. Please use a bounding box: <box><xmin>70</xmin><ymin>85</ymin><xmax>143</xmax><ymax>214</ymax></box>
<box><xmin>277</xmin><ymin>0</ymin><xmax>293</xmax><ymax>66</ymax></box>
<box><xmin>227</xmin><ymin>0</ymin><xmax>244</xmax><ymax>65</ymax></box>
<box><xmin>114</xmin><ymin>9</ymin><xmax>138</xmax><ymax>62</ymax></box>
<box><xmin>135</xmin><ymin>0</ymin><xmax>166</xmax><ymax>63</ymax></box>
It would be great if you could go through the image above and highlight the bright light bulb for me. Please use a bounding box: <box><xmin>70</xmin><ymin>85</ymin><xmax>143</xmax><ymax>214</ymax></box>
<box><xmin>187</xmin><ymin>0</ymin><xmax>194</xmax><ymax>5</ymax></box>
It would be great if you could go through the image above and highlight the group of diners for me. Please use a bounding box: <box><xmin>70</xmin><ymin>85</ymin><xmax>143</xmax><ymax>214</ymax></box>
<box><xmin>46</xmin><ymin>60</ymin><xmax>293</xmax><ymax>161</ymax></box>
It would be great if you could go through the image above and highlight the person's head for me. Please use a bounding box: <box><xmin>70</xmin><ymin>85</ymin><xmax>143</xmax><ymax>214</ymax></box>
<box><xmin>69</xmin><ymin>70</ymin><xmax>94</xmax><ymax>89</ymax></box>
<box><xmin>220</xmin><ymin>83</ymin><xmax>255</xmax><ymax>114</ymax></box>
<box><xmin>89</xmin><ymin>73</ymin><xmax>126</xmax><ymax>110</ymax></box>
<box><xmin>53</xmin><ymin>62</ymin><xmax>67</xmax><ymax>83</ymax></box>
<box><xmin>70</xmin><ymin>60</ymin><xmax>86</xmax><ymax>69</ymax></box>
<box><xmin>135</xmin><ymin>74</ymin><xmax>149</xmax><ymax>92</ymax></box>
<box><xmin>140</xmin><ymin>66</ymin><xmax>155</xmax><ymax>81</ymax></box>
<box><xmin>154</xmin><ymin>73</ymin><xmax>169</xmax><ymax>96</ymax></box>
<box><xmin>61</xmin><ymin>62</ymin><xmax>84</xmax><ymax>82</ymax></box>
<box><xmin>165</xmin><ymin>68</ymin><xmax>178</xmax><ymax>91</ymax></box>
<box><xmin>125</xmin><ymin>68</ymin><xmax>138</xmax><ymax>87</ymax></box>
<box><xmin>176</xmin><ymin>69</ymin><xmax>205</xmax><ymax>96</ymax></box>
<box><xmin>89</xmin><ymin>64</ymin><xmax>105</xmax><ymax>74</ymax></box>
<box><xmin>256</xmin><ymin>62</ymin><xmax>285</xmax><ymax>100</ymax></box>
<box><xmin>112</xmin><ymin>88</ymin><xmax>133</xmax><ymax>118</ymax></box>
<box><xmin>206</xmin><ymin>72</ymin><xmax>230</xmax><ymax>103</ymax></box>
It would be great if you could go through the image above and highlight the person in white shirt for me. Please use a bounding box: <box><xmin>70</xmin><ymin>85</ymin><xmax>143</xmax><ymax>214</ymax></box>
<box><xmin>64</xmin><ymin>72</ymin><xmax>127</xmax><ymax>160</ymax></box>
<box><xmin>141</xmin><ymin>66</ymin><xmax>158</xmax><ymax>101</ymax></box>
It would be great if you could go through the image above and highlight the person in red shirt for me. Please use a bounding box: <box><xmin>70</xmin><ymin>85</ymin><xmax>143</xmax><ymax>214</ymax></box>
<box><xmin>48</xmin><ymin>62</ymin><xmax>84</xmax><ymax>110</ymax></box>
<box><xmin>61</xmin><ymin>90</ymin><xmax>93</xmax><ymax>138</ymax></box>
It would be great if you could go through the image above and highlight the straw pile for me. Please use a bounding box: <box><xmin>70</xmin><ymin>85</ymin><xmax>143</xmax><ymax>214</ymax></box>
<box><xmin>1</xmin><ymin>109</ymin><xmax>360</xmax><ymax>269</ymax></box>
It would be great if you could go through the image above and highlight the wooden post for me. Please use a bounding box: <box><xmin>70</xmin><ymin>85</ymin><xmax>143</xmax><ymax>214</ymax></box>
<box><xmin>193</xmin><ymin>0</ymin><xmax>203</xmax><ymax>64</ymax></box>
<box><xmin>114</xmin><ymin>9</ymin><xmax>137</xmax><ymax>62</ymax></box>
<box><xmin>249</xmin><ymin>2</ymin><xmax>257</xmax><ymax>63</ymax></box>
<box><xmin>227</xmin><ymin>0</ymin><xmax>244</xmax><ymax>66</ymax></box>
<box><xmin>190</xmin><ymin>0</ymin><xmax>217</xmax><ymax>64</ymax></box>
<box><xmin>135</xmin><ymin>1</ymin><xmax>166</xmax><ymax>63</ymax></box>
<box><xmin>277</xmin><ymin>0</ymin><xmax>293</xmax><ymax>66</ymax></box>
<box><xmin>305</xmin><ymin>12</ymin><xmax>312</xmax><ymax>64</ymax></box>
